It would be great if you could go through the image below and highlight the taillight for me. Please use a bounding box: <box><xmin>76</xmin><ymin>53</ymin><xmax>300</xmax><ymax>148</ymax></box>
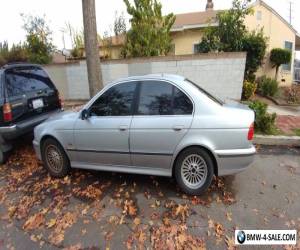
<box><xmin>3</xmin><ymin>102</ymin><xmax>12</xmax><ymax>122</ymax></box>
<box><xmin>248</xmin><ymin>122</ymin><xmax>254</xmax><ymax>141</ymax></box>
<box><xmin>58</xmin><ymin>92</ymin><xmax>64</xmax><ymax>109</ymax></box>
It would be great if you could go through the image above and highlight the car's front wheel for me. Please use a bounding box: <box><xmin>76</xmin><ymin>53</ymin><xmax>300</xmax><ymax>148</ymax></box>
<box><xmin>41</xmin><ymin>138</ymin><xmax>70</xmax><ymax>177</ymax></box>
<box><xmin>174</xmin><ymin>147</ymin><xmax>214</xmax><ymax>195</ymax></box>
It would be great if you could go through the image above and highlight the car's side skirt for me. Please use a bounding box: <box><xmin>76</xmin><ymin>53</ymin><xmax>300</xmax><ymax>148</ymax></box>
<box><xmin>70</xmin><ymin>161</ymin><xmax>172</xmax><ymax>177</ymax></box>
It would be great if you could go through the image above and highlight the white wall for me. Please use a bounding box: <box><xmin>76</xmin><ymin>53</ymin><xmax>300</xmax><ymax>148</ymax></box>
<box><xmin>45</xmin><ymin>52</ymin><xmax>246</xmax><ymax>101</ymax></box>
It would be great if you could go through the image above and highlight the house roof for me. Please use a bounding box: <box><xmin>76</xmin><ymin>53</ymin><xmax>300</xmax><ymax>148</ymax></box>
<box><xmin>171</xmin><ymin>10</ymin><xmax>219</xmax><ymax>31</ymax></box>
<box><xmin>171</xmin><ymin>0</ymin><xmax>299</xmax><ymax>34</ymax></box>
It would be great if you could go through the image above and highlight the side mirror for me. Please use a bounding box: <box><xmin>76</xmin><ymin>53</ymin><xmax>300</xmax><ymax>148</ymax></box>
<box><xmin>81</xmin><ymin>109</ymin><xmax>90</xmax><ymax>120</ymax></box>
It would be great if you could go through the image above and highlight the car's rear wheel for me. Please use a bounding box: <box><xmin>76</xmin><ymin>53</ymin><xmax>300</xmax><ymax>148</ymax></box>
<box><xmin>41</xmin><ymin>138</ymin><xmax>70</xmax><ymax>177</ymax></box>
<box><xmin>175</xmin><ymin>147</ymin><xmax>214</xmax><ymax>195</ymax></box>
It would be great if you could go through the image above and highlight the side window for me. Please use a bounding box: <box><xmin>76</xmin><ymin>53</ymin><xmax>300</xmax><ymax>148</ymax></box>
<box><xmin>137</xmin><ymin>81</ymin><xmax>193</xmax><ymax>115</ymax></box>
<box><xmin>5</xmin><ymin>67</ymin><xmax>55</xmax><ymax>97</ymax></box>
<box><xmin>138</xmin><ymin>81</ymin><xmax>173</xmax><ymax>115</ymax></box>
<box><xmin>89</xmin><ymin>82</ymin><xmax>137</xmax><ymax>116</ymax></box>
<box><xmin>173</xmin><ymin>87</ymin><xmax>193</xmax><ymax>115</ymax></box>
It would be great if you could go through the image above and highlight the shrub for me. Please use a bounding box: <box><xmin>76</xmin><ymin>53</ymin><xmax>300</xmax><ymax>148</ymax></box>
<box><xmin>248</xmin><ymin>100</ymin><xmax>276</xmax><ymax>134</ymax></box>
<box><xmin>0</xmin><ymin>55</ymin><xmax>5</xmax><ymax>66</ymax></box>
<box><xmin>283</xmin><ymin>85</ymin><xmax>300</xmax><ymax>104</ymax></box>
<box><xmin>242</xmin><ymin>81</ymin><xmax>257</xmax><ymax>100</ymax></box>
<box><xmin>0</xmin><ymin>42</ymin><xmax>29</xmax><ymax>65</ymax></box>
<box><xmin>5</xmin><ymin>44</ymin><xmax>29</xmax><ymax>63</ymax></box>
<box><xmin>242</xmin><ymin>30</ymin><xmax>268</xmax><ymax>81</ymax></box>
<box><xmin>270</xmin><ymin>48</ymin><xmax>292</xmax><ymax>79</ymax></box>
<box><xmin>256</xmin><ymin>76</ymin><xmax>278</xmax><ymax>97</ymax></box>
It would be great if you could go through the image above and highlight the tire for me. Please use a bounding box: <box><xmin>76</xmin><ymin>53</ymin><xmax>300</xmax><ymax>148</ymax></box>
<box><xmin>41</xmin><ymin>138</ymin><xmax>70</xmax><ymax>177</ymax></box>
<box><xmin>174</xmin><ymin>147</ymin><xmax>214</xmax><ymax>195</ymax></box>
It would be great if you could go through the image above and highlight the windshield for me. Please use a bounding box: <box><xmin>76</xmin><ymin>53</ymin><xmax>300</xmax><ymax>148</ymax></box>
<box><xmin>185</xmin><ymin>79</ymin><xmax>224</xmax><ymax>105</ymax></box>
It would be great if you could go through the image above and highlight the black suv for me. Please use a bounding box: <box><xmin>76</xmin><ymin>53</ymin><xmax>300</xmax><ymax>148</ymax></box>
<box><xmin>0</xmin><ymin>63</ymin><xmax>62</xmax><ymax>163</ymax></box>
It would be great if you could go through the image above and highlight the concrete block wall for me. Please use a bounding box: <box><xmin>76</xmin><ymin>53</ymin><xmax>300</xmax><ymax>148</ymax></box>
<box><xmin>45</xmin><ymin>52</ymin><xmax>246</xmax><ymax>101</ymax></box>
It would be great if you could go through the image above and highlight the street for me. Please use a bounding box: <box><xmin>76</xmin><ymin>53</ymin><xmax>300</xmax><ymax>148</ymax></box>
<box><xmin>0</xmin><ymin>138</ymin><xmax>299</xmax><ymax>250</ymax></box>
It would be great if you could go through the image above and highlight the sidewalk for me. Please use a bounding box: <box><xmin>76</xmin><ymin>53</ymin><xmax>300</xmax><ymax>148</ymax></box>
<box><xmin>276</xmin><ymin>115</ymin><xmax>300</xmax><ymax>134</ymax></box>
<box><xmin>266</xmin><ymin>99</ymin><xmax>300</xmax><ymax>134</ymax></box>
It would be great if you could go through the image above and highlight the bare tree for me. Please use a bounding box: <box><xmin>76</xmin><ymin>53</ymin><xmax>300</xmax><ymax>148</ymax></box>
<box><xmin>82</xmin><ymin>0</ymin><xmax>103</xmax><ymax>97</ymax></box>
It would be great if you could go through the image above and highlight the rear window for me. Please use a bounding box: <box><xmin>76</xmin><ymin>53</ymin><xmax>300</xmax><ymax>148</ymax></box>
<box><xmin>185</xmin><ymin>79</ymin><xmax>224</xmax><ymax>105</ymax></box>
<box><xmin>5</xmin><ymin>67</ymin><xmax>55</xmax><ymax>97</ymax></box>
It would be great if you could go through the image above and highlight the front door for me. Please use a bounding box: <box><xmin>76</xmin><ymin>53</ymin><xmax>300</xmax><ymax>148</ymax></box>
<box><xmin>73</xmin><ymin>81</ymin><xmax>138</xmax><ymax>166</ymax></box>
<box><xmin>130</xmin><ymin>80</ymin><xmax>194</xmax><ymax>172</ymax></box>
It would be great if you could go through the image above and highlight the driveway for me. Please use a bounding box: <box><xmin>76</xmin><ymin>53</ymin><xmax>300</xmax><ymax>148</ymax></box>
<box><xmin>0</xmin><ymin>138</ymin><xmax>299</xmax><ymax>250</ymax></box>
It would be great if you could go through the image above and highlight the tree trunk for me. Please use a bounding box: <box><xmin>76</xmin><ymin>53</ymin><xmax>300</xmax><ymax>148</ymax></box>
<box><xmin>275</xmin><ymin>65</ymin><xmax>279</xmax><ymax>81</ymax></box>
<box><xmin>82</xmin><ymin>0</ymin><xmax>103</xmax><ymax>97</ymax></box>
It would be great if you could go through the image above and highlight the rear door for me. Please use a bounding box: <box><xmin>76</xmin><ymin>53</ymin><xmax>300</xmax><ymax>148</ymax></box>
<box><xmin>129</xmin><ymin>80</ymin><xmax>194</xmax><ymax>171</ymax></box>
<box><xmin>4</xmin><ymin>66</ymin><xmax>60</xmax><ymax>123</ymax></box>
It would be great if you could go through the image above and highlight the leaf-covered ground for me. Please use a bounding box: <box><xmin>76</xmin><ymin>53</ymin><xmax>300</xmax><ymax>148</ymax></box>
<box><xmin>0</xmin><ymin>138</ymin><xmax>299</xmax><ymax>250</ymax></box>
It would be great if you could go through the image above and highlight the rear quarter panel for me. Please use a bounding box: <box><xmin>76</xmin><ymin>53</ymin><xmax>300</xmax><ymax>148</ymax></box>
<box><xmin>172</xmin><ymin>108</ymin><xmax>255</xmax><ymax>165</ymax></box>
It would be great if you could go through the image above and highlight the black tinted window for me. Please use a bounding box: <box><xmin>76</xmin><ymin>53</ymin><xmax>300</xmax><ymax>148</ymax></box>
<box><xmin>90</xmin><ymin>82</ymin><xmax>137</xmax><ymax>116</ymax></box>
<box><xmin>137</xmin><ymin>81</ymin><xmax>193</xmax><ymax>115</ymax></box>
<box><xmin>173</xmin><ymin>87</ymin><xmax>193</xmax><ymax>115</ymax></box>
<box><xmin>5</xmin><ymin>67</ymin><xmax>55</xmax><ymax>97</ymax></box>
<box><xmin>138</xmin><ymin>81</ymin><xmax>173</xmax><ymax>115</ymax></box>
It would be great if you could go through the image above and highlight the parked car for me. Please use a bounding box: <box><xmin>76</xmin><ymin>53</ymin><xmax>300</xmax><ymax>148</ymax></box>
<box><xmin>0</xmin><ymin>63</ymin><xmax>62</xmax><ymax>163</ymax></box>
<box><xmin>33</xmin><ymin>74</ymin><xmax>255</xmax><ymax>195</ymax></box>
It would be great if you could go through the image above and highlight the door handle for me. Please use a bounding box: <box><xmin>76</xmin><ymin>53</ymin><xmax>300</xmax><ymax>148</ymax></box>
<box><xmin>173</xmin><ymin>125</ymin><xmax>184</xmax><ymax>131</ymax></box>
<box><xmin>119</xmin><ymin>125</ymin><xmax>128</xmax><ymax>131</ymax></box>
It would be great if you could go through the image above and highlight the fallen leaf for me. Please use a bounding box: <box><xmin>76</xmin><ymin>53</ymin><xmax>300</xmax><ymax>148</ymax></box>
<box><xmin>133</xmin><ymin>217</ymin><xmax>141</xmax><ymax>226</ymax></box>
<box><xmin>23</xmin><ymin>212</ymin><xmax>45</xmax><ymax>231</ymax></box>
<box><xmin>226</xmin><ymin>212</ymin><xmax>232</xmax><ymax>222</ymax></box>
<box><xmin>46</xmin><ymin>218</ymin><xmax>57</xmax><ymax>229</ymax></box>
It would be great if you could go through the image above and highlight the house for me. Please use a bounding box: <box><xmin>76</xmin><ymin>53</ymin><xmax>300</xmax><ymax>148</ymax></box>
<box><xmin>96</xmin><ymin>0</ymin><xmax>300</xmax><ymax>85</ymax></box>
<box><xmin>170</xmin><ymin>0</ymin><xmax>300</xmax><ymax>85</ymax></box>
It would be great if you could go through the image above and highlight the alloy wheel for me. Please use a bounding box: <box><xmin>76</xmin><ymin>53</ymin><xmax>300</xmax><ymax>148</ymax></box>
<box><xmin>181</xmin><ymin>154</ymin><xmax>208</xmax><ymax>189</ymax></box>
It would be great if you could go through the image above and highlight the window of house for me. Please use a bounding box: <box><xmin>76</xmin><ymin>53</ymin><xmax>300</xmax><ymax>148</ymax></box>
<box><xmin>256</xmin><ymin>10</ymin><xmax>262</xmax><ymax>21</ymax></box>
<box><xmin>137</xmin><ymin>81</ymin><xmax>193</xmax><ymax>115</ymax></box>
<box><xmin>282</xmin><ymin>41</ymin><xmax>293</xmax><ymax>71</ymax></box>
<box><xmin>89</xmin><ymin>82</ymin><xmax>137</xmax><ymax>116</ymax></box>
<box><xmin>193</xmin><ymin>43</ymin><xmax>201</xmax><ymax>54</ymax></box>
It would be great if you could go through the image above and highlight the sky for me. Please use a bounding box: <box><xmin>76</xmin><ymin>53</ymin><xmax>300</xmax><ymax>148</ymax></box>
<box><xmin>0</xmin><ymin>0</ymin><xmax>299</xmax><ymax>52</ymax></box>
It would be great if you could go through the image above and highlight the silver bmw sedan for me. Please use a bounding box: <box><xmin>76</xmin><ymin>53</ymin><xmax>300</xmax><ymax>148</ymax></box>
<box><xmin>33</xmin><ymin>74</ymin><xmax>255</xmax><ymax>195</ymax></box>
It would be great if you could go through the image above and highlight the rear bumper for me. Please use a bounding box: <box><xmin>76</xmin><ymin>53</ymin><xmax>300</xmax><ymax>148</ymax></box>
<box><xmin>215</xmin><ymin>146</ymin><xmax>256</xmax><ymax>176</ymax></box>
<box><xmin>0</xmin><ymin>125</ymin><xmax>17</xmax><ymax>133</ymax></box>
<box><xmin>0</xmin><ymin>109</ymin><xmax>61</xmax><ymax>140</ymax></box>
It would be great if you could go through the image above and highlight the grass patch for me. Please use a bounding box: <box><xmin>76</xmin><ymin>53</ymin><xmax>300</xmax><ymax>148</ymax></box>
<box><xmin>293</xmin><ymin>128</ymin><xmax>300</xmax><ymax>136</ymax></box>
<box><xmin>254</xmin><ymin>126</ymin><xmax>284</xmax><ymax>136</ymax></box>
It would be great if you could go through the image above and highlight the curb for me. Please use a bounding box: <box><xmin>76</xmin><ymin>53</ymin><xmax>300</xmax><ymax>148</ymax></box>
<box><xmin>254</xmin><ymin>135</ymin><xmax>300</xmax><ymax>146</ymax></box>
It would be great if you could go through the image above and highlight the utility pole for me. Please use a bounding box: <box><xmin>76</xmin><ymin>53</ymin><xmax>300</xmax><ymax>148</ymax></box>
<box><xmin>82</xmin><ymin>0</ymin><xmax>103</xmax><ymax>97</ymax></box>
<box><xmin>288</xmin><ymin>1</ymin><xmax>293</xmax><ymax>24</ymax></box>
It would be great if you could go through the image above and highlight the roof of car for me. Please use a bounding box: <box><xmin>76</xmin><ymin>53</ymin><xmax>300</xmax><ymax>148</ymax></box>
<box><xmin>1</xmin><ymin>63</ymin><xmax>42</xmax><ymax>70</ymax></box>
<box><xmin>114</xmin><ymin>74</ymin><xmax>185</xmax><ymax>83</ymax></box>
